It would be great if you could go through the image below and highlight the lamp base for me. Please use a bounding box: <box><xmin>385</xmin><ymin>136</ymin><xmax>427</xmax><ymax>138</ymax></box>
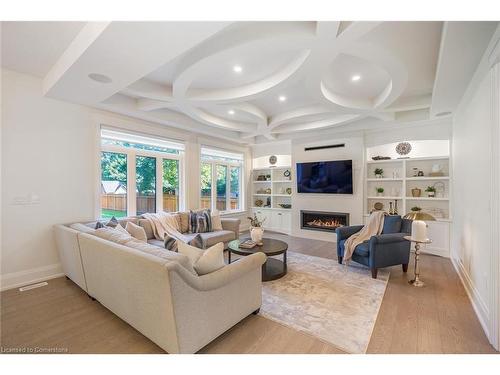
<box><xmin>409</xmin><ymin>278</ymin><xmax>425</xmax><ymax>287</ymax></box>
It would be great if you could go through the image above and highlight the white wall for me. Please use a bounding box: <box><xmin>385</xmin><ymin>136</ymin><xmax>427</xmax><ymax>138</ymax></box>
<box><xmin>451</xmin><ymin>62</ymin><xmax>499</xmax><ymax>349</ymax></box>
<box><xmin>1</xmin><ymin>69</ymin><xmax>96</xmax><ymax>289</ymax></box>
<box><xmin>0</xmin><ymin>69</ymin><xmax>251</xmax><ymax>290</ymax></box>
<box><xmin>290</xmin><ymin>136</ymin><xmax>365</xmax><ymax>241</ymax></box>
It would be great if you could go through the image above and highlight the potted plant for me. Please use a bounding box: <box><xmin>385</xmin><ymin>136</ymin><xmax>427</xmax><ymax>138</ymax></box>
<box><xmin>374</xmin><ymin>168</ymin><xmax>384</xmax><ymax>178</ymax></box>
<box><xmin>425</xmin><ymin>186</ymin><xmax>436</xmax><ymax>197</ymax></box>
<box><xmin>247</xmin><ymin>213</ymin><xmax>266</xmax><ymax>244</ymax></box>
<box><xmin>376</xmin><ymin>187</ymin><xmax>384</xmax><ymax>197</ymax></box>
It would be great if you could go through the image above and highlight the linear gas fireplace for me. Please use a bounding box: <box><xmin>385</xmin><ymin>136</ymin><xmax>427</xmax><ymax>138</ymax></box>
<box><xmin>300</xmin><ymin>210</ymin><xmax>349</xmax><ymax>233</ymax></box>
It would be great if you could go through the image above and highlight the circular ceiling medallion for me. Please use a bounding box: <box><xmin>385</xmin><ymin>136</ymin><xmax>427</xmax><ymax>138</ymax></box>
<box><xmin>269</xmin><ymin>155</ymin><xmax>277</xmax><ymax>165</ymax></box>
<box><xmin>395</xmin><ymin>142</ymin><xmax>412</xmax><ymax>156</ymax></box>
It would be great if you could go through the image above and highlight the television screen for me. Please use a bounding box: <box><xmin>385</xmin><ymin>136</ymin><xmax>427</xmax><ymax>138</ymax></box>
<box><xmin>296</xmin><ymin>160</ymin><xmax>353</xmax><ymax>194</ymax></box>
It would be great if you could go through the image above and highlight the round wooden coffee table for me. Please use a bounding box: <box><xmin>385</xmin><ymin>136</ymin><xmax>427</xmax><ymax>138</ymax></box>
<box><xmin>228</xmin><ymin>238</ymin><xmax>288</xmax><ymax>281</ymax></box>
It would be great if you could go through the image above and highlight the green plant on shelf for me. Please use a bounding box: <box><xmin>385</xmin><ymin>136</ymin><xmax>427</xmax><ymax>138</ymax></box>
<box><xmin>425</xmin><ymin>186</ymin><xmax>436</xmax><ymax>192</ymax></box>
<box><xmin>376</xmin><ymin>187</ymin><xmax>384</xmax><ymax>193</ymax></box>
<box><xmin>411</xmin><ymin>206</ymin><xmax>422</xmax><ymax>212</ymax></box>
<box><xmin>374</xmin><ymin>168</ymin><xmax>384</xmax><ymax>177</ymax></box>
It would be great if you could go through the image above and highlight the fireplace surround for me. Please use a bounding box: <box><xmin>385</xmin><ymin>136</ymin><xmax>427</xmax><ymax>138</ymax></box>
<box><xmin>300</xmin><ymin>210</ymin><xmax>350</xmax><ymax>232</ymax></box>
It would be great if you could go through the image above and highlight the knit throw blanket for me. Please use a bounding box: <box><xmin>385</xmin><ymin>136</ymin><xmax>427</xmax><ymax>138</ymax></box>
<box><xmin>142</xmin><ymin>212</ymin><xmax>200</xmax><ymax>249</ymax></box>
<box><xmin>343</xmin><ymin>211</ymin><xmax>385</xmax><ymax>262</ymax></box>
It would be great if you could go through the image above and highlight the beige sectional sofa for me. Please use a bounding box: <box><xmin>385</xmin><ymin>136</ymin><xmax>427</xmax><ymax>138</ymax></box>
<box><xmin>54</xmin><ymin>216</ymin><xmax>266</xmax><ymax>354</ymax></box>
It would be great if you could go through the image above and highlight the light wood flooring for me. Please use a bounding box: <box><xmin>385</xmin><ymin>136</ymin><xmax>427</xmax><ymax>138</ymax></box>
<box><xmin>1</xmin><ymin>232</ymin><xmax>497</xmax><ymax>354</ymax></box>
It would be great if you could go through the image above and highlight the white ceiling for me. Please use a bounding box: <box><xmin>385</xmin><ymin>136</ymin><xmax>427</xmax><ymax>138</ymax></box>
<box><xmin>1</xmin><ymin>21</ymin><xmax>85</xmax><ymax>77</ymax></box>
<box><xmin>2</xmin><ymin>21</ymin><xmax>498</xmax><ymax>144</ymax></box>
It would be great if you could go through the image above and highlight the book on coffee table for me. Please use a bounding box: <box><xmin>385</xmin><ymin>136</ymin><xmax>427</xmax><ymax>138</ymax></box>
<box><xmin>239</xmin><ymin>239</ymin><xmax>257</xmax><ymax>249</ymax></box>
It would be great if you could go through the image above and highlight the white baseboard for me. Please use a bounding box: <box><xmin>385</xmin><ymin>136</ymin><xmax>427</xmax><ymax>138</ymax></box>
<box><xmin>451</xmin><ymin>256</ymin><xmax>491</xmax><ymax>341</ymax></box>
<box><xmin>1</xmin><ymin>263</ymin><xmax>64</xmax><ymax>291</ymax></box>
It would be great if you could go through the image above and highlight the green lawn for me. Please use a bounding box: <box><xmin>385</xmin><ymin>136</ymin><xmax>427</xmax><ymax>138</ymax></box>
<box><xmin>101</xmin><ymin>209</ymin><xmax>127</xmax><ymax>219</ymax></box>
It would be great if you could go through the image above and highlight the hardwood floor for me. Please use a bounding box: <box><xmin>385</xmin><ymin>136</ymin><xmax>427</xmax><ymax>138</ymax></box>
<box><xmin>0</xmin><ymin>232</ymin><xmax>496</xmax><ymax>354</ymax></box>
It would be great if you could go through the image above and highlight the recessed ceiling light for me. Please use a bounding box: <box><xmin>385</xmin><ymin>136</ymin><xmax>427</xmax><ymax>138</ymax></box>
<box><xmin>88</xmin><ymin>73</ymin><xmax>112</xmax><ymax>84</ymax></box>
<box><xmin>228</xmin><ymin>109</ymin><xmax>235</xmax><ymax>115</ymax></box>
<box><xmin>351</xmin><ymin>75</ymin><xmax>361</xmax><ymax>82</ymax></box>
<box><xmin>233</xmin><ymin>65</ymin><xmax>243</xmax><ymax>73</ymax></box>
<box><xmin>279</xmin><ymin>95</ymin><xmax>287</xmax><ymax>102</ymax></box>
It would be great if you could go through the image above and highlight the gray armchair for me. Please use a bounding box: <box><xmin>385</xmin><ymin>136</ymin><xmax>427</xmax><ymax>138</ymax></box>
<box><xmin>335</xmin><ymin>215</ymin><xmax>412</xmax><ymax>278</ymax></box>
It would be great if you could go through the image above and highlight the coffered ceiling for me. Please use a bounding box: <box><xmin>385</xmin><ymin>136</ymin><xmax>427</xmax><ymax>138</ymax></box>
<box><xmin>2</xmin><ymin>21</ymin><xmax>498</xmax><ymax>143</ymax></box>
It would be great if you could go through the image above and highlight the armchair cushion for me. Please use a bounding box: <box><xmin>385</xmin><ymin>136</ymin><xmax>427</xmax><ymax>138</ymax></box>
<box><xmin>381</xmin><ymin>215</ymin><xmax>402</xmax><ymax>234</ymax></box>
<box><xmin>338</xmin><ymin>239</ymin><xmax>370</xmax><ymax>257</ymax></box>
<box><xmin>370</xmin><ymin>232</ymin><xmax>408</xmax><ymax>245</ymax></box>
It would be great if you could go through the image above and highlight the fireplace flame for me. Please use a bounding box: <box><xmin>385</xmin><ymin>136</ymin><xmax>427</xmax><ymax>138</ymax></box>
<box><xmin>306</xmin><ymin>219</ymin><xmax>345</xmax><ymax>229</ymax></box>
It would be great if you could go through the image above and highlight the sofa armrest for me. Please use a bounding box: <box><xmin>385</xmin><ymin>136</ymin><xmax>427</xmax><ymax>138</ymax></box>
<box><xmin>165</xmin><ymin>252</ymin><xmax>266</xmax><ymax>291</ymax></box>
<box><xmin>335</xmin><ymin>225</ymin><xmax>364</xmax><ymax>241</ymax></box>
<box><xmin>221</xmin><ymin>218</ymin><xmax>240</xmax><ymax>239</ymax></box>
<box><xmin>369</xmin><ymin>234</ymin><xmax>411</xmax><ymax>268</ymax></box>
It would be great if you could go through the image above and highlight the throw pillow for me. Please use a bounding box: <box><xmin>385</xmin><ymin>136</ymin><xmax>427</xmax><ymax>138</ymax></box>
<box><xmin>114</xmin><ymin>223</ymin><xmax>130</xmax><ymax>235</ymax></box>
<box><xmin>125</xmin><ymin>221</ymin><xmax>147</xmax><ymax>242</ymax></box>
<box><xmin>189</xmin><ymin>209</ymin><xmax>212</xmax><ymax>233</ymax></box>
<box><xmin>178</xmin><ymin>241</ymin><xmax>225</xmax><ymax>275</ymax></box>
<box><xmin>94</xmin><ymin>216</ymin><xmax>119</xmax><ymax>229</ymax></box>
<box><xmin>174</xmin><ymin>211</ymin><xmax>190</xmax><ymax>233</ymax></box>
<box><xmin>211</xmin><ymin>210</ymin><xmax>223</xmax><ymax>231</ymax></box>
<box><xmin>164</xmin><ymin>233</ymin><xmax>203</xmax><ymax>252</ymax></box>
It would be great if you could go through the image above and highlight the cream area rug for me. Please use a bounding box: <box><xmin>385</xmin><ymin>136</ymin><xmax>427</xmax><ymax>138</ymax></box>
<box><xmin>261</xmin><ymin>252</ymin><xmax>389</xmax><ymax>354</ymax></box>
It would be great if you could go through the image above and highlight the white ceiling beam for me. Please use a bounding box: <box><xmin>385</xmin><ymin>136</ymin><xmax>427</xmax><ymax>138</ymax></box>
<box><xmin>430</xmin><ymin>21</ymin><xmax>498</xmax><ymax>117</ymax></box>
<box><xmin>43</xmin><ymin>21</ymin><xmax>231</xmax><ymax>104</ymax></box>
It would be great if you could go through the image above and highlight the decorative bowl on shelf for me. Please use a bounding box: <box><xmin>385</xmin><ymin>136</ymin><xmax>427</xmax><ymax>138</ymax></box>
<box><xmin>278</xmin><ymin>204</ymin><xmax>292</xmax><ymax>209</ymax></box>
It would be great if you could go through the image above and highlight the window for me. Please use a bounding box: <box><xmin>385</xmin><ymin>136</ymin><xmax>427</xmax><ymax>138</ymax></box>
<box><xmin>136</xmin><ymin>156</ymin><xmax>156</xmax><ymax>215</ymax></box>
<box><xmin>200</xmin><ymin>163</ymin><xmax>212</xmax><ymax>209</ymax></box>
<box><xmin>99</xmin><ymin>128</ymin><xmax>184</xmax><ymax>218</ymax></box>
<box><xmin>163</xmin><ymin>159</ymin><xmax>180</xmax><ymax>212</ymax></box>
<box><xmin>200</xmin><ymin>147</ymin><xmax>243</xmax><ymax>213</ymax></box>
<box><xmin>100</xmin><ymin>151</ymin><xmax>127</xmax><ymax>219</ymax></box>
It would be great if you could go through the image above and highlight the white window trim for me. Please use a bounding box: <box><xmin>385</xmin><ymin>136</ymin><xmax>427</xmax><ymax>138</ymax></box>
<box><xmin>200</xmin><ymin>158</ymin><xmax>244</xmax><ymax>214</ymax></box>
<box><xmin>99</xmin><ymin>141</ymin><xmax>185</xmax><ymax>218</ymax></box>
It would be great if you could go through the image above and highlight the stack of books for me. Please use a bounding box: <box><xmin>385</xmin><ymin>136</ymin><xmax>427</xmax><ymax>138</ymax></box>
<box><xmin>239</xmin><ymin>239</ymin><xmax>257</xmax><ymax>249</ymax></box>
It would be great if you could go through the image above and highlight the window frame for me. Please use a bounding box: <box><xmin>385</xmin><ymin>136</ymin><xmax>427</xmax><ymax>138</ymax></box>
<box><xmin>200</xmin><ymin>150</ymin><xmax>244</xmax><ymax>214</ymax></box>
<box><xmin>100</xmin><ymin>137</ymin><xmax>185</xmax><ymax>218</ymax></box>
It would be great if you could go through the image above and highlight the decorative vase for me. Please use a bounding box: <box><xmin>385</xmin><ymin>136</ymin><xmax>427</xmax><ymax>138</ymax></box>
<box><xmin>377</xmin><ymin>192</ymin><xmax>383</xmax><ymax>197</ymax></box>
<box><xmin>427</xmin><ymin>191</ymin><xmax>435</xmax><ymax>198</ymax></box>
<box><xmin>375</xmin><ymin>173</ymin><xmax>383</xmax><ymax>179</ymax></box>
<box><xmin>412</xmin><ymin>188</ymin><xmax>422</xmax><ymax>197</ymax></box>
<box><xmin>250</xmin><ymin>227</ymin><xmax>264</xmax><ymax>243</ymax></box>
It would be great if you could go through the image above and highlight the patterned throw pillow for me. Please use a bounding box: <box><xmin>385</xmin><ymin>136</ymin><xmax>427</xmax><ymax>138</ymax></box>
<box><xmin>189</xmin><ymin>209</ymin><xmax>212</xmax><ymax>233</ymax></box>
<box><xmin>94</xmin><ymin>216</ymin><xmax>119</xmax><ymax>229</ymax></box>
<box><xmin>164</xmin><ymin>233</ymin><xmax>203</xmax><ymax>252</ymax></box>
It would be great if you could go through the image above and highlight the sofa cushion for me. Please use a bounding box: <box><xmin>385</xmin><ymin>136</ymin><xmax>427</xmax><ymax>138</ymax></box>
<box><xmin>200</xmin><ymin>230</ymin><xmax>235</xmax><ymax>247</ymax></box>
<box><xmin>338</xmin><ymin>239</ymin><xmax>370</xmax><ymax>257</ymax></box>
<box><xmin>382</xmin><ymin>215</ymin><xmax>402</xmax><ymax>234</ymax></box>
<box><xmin>178</xmin><ymin>241</ymin><xmax>225</xmax><ymax>276</ymax></box>
<box><xmin>148</xmin><ymin>239</ymin><xmax>165</xmax><ymax>248</ymax></box>
<box><xmin>94</xmin><ymin>227</ymin><xmax>134</xmax><ymax>245</ymax></box>
<box><xmin>211</xmin><ymin>210</ymin><xmax>223</xmax><ymax>231</ymax></box>
<box><xmin>126</xmin><ymin>239</ymin><xmax>196</xmax><ymax>275</ymax></box>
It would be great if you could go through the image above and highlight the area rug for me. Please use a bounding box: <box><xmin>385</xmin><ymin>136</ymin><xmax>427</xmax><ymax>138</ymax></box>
<box><xmin>260</xmin><ymin>252</ymin><xmax>389</xmax><ymax>354</ymax></box>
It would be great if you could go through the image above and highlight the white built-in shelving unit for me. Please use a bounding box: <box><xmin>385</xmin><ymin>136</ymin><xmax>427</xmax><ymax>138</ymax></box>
<box><xmin>251</xmin><ymin>166</ymin><xmax>293</xmax><ymax>234</ymax></box>
<box><xmin>364</xmin><ymin>156</ymin><xmax>452</xmax><ymax>257</ymax></box>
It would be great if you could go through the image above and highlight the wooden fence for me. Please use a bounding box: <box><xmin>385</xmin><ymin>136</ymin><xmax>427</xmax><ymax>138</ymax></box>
<box><xmin>101</xmin><ymin>193</ymin><xmax>238</xmax><ymax>213</ymax></box>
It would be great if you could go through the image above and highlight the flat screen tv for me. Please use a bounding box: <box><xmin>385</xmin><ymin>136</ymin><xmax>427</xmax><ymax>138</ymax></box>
<box><xmin>296</xmin><ymin>160</ymin><xmax>353</xmax><ymax>194</ymax></box>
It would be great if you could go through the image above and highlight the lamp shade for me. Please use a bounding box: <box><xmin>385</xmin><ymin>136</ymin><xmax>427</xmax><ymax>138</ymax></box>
<box><xmin>403</xmin><ymin>211</ymin><xmax>436</xmax><ymax>221</ymax></box>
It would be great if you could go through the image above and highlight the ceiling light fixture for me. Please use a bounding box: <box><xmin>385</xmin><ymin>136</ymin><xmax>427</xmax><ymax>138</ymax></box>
<box><xmin>351</xmin><ymin>75</ymin><xmax>361</xmax><ymax>82</ymax></box>
<box><xmin>279</xmin><ymin>95</ymin><xmax>287</xmax><ymax>102</ymax></box>
<box><xmin>233</xmin><ymin>65</ymin><xmax>243</xmax><ymax>73</ymax></box>
<box><xmin>88</xmin><ymin>73</ymin><xmax>112</xmax><ymax>84</ymax></box>
<box><xmin>228</xmin><ymin>109</ymin><xmax>235</xmax><ymax>115</ymax></box>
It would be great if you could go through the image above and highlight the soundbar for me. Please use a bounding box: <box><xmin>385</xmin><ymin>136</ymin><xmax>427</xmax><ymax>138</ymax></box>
<box><xmin>304</xmin><ymin>143</ymin><xmax>345</xmax><ymax>151</ymax></box>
